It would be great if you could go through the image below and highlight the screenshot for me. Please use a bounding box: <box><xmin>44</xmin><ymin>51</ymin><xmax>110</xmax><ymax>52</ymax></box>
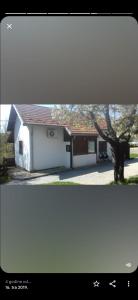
<box><xmin>0</xmin><ymin>10</ymin><xmax>138</xmax><ymax>293</ymax></box>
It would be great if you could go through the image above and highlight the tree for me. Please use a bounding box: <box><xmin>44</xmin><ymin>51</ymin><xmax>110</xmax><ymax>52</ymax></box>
<box><xmin>0</xmin><ymin>132</ymin><xmax>14</xmax><ymax>164</ymax></box>
<box><xmin>88</xmin><ymin>105</ymin><xmax>137</xmax><ymax>182</ymax></box>
<box><xmin>53</xmin><ymin>104</ymin><xmax>138</xmax><ymax>183</ymax></box>
<box><xmin>0</xmin><ymin>120</ymin><xmax>8</xmax><ymax>133</ymax></box>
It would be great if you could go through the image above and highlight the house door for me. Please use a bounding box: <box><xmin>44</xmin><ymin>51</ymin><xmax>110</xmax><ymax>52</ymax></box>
<box><xmin>99</xmin><ymin>141</ymin><xmax>107</xmax><ymax>153</ymax></box>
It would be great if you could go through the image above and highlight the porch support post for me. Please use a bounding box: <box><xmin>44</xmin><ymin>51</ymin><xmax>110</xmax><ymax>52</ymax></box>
<box><xmin>70</xmin><ymin>136</ymin><xmax>73</xmax><ymax>169</ymax></box>
<box><xmin>29</xmin><ymin>126</ymin><xmax>34</xmax><ymax>171</ymax></box>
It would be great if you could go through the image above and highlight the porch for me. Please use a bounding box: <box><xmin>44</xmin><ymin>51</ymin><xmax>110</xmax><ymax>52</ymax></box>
<box><xmin>71</xmin><ymin>135</ymin><xmax>111</xmax><ymax>168</ymax></box>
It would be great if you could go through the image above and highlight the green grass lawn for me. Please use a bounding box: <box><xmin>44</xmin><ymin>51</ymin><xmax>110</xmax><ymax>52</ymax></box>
<box><xmin>43</xmin><ymin>181</ymin><xmax>80</xmax><ymax>185</ymax></box>
<box><xmin>130</xmin><ymin>153</ymin><xmax>138</xmax><ymax>159</ymax></box>
<box><xmin>0</xmin><ymin>175</ymin><xmax>11</xmax><ymax>184</ymax></box>
<box><xmin>110</xmin><ymin>175</ymin><xmax>138</xmax><ymax>185</ymax></box>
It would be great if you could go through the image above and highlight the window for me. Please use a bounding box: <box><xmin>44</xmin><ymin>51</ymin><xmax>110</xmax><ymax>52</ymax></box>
<box><xmin>73</xmin><ymin>136</ymin><xmax>96</xmax><ymax>155</ymax></box>
<box><xmin>73</xmin><ymin>136</ymin><xmax>88</xmax><ymax>155</ymax></box>
<box><xmin>88</xmin><ymin>141</ymin><xmax>96</xmax><ymax>153</ymax></box>
<box><xmin>99</xmin><ymin>141</ymin><xmax>107</xmax><ymax>153</ymax></box>
<box><xmin>19</xmin><ymin>141</ymin><xmax>23</xmax><ymax>155</ymax></box>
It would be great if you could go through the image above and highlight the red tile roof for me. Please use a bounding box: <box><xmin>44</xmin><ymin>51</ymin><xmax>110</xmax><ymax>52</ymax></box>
<box><xmin>13</xmin><ymin>105</ymin><xmax>107</xmax><ymax>136</ymax></box>
<box><xmin>15</xmin><ymin>104</ymin><xmax>60</xmax><ymax>126</ymax></box>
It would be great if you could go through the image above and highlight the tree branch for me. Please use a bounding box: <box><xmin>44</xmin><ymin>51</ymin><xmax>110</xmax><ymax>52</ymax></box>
<box><xmin>119</xmin><ymin>106</ymin><xmax>137</xmax><ymax>140</ymax></box>
<box><xmin>104</xmin><ymin>105</ymin><xmax>117</xmax><ymax>140</ymax></box>
<box><xmin>89</xmin><ymin>111</ymin><xmax>115</xmax><ymax>145</ymax></box>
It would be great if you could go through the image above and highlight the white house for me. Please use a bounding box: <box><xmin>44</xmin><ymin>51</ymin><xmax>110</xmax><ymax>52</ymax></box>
<box><xmin>7</xmin><ymin>105</ymin><xmax>112</xmax><ymax>171</ymax></box>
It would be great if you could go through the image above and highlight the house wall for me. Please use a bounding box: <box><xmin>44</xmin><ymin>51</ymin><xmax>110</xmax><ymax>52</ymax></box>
<box><xmin>97</xmin><ymin>136</ymin><xmax>112</xmax><ymax>160</ymax></box>
<box><xmin>14</xmin><ymin>119</ymin><xmax>112</xmax><ymax>171</ymax></box>
<box><xmin>64</xmin><ymin>142</ymin><xmax>71</xmax><ymax>168</ymax></box>
<box><xmin>32</xmin><ymin>126</ymin><xmax>70</xmax><ymax>170</ymax></box>
<box><xmin>14</xmin><ymin>117</ymin><xmax>31</xmax><ymax>171</ymax></box>
<box><xmin>72</xmin><ymin>136</ymin><xmax>112</xmax><ymax>168</ymax></box>
<box><xmin>73</xmin><ymin>154</ymin><xmax>97</xmax><ymax>168</ymax></box>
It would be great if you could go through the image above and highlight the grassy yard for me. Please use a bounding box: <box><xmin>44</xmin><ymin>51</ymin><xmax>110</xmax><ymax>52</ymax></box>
<box><xmin>44</xmin><ymin>181</ymin><xmax>80</xmax><ymax>185</ymax></box>
<box><xmin>110</xmin><ymin>175</ymin><xmax>138</xmax><ymax>185</ymax></box>
<box><xmin>0</xmin><ymin>175</ymin><xmax>11</xmax><ymax>184</ymax></box>
<box><xmin>130</xmin><ymin>153</ymin><xmax>138</xmax><ymax>159</ymax></box>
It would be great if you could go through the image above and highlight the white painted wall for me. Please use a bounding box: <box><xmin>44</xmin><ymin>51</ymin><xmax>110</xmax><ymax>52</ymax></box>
<box><xmin>14</xmin><ymin>119</ymin><xmax>113</xmax><ymax>172</ymax></box>
<box><xmin>73</xmin><ymin>154</ymin><xmax>96</xmax><ymax>168</ymax></box>
<box><xmin>32</xmin><ymin>126</ymin><xmax>70</xmax><ymax>170</ymax></box>
<box><xmin>64</xmin><ymin>142</ymin><xmax>71</xmax><ymax>168</ymax></box>
<box><xmin>14</xmin><ymin>116</ymin><xmax>31</xmax><ymax>171</ymax></box>
<box><xmin>97</xmin><ymin>136</ymin><xmax>112</xmax><ymax>160</ymax></box>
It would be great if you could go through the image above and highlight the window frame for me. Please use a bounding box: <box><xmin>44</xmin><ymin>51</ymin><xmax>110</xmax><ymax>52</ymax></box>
<box><xmin>88</xmin><ymin>140</ymin><xmax>96</xmax><ymax>154</ymax></box>
<box><xmin>73</xmin><ymin>136</ymin><xmax>97</xmax><ymax>156</ymax></box>
<box><xmin>19</xmin><ymin>140</ymin><xmax>23</xmax><ymax>155</ymax></box>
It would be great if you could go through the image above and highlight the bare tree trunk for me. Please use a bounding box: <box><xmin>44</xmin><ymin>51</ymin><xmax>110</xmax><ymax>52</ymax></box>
<box><xmin>111</xmin><ymin>142</ymin><xmax>125</xmax><ymax>183</ymax></box>
<box><xmin>118</xmin><ymin>159</ymin><xmax>124</xmax><ymax>182</ymax></box>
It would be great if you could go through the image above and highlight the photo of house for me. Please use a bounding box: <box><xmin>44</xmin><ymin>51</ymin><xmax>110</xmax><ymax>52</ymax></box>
<box><xmin>7</xmin><ymin>104</ymin><xmax>112</xmax><ymax>171</ymax></box>
<box><xmin>1</xmin><ymin>104</ymin><xmax>138</xmax><ymax>185</ymax></box>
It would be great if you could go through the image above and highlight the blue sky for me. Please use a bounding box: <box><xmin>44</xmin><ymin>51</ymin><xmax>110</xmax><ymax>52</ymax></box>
<box><xmin>0</xmin><ymin>105</ymin><xmax>11</xmax><ymax>121</ymax></box>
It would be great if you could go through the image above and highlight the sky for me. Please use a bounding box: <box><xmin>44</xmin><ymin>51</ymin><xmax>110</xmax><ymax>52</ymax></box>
<box><xmin>0</xmin><ymin>104</ymin><xmax>11</xmax><ymax>122</ymax></box>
